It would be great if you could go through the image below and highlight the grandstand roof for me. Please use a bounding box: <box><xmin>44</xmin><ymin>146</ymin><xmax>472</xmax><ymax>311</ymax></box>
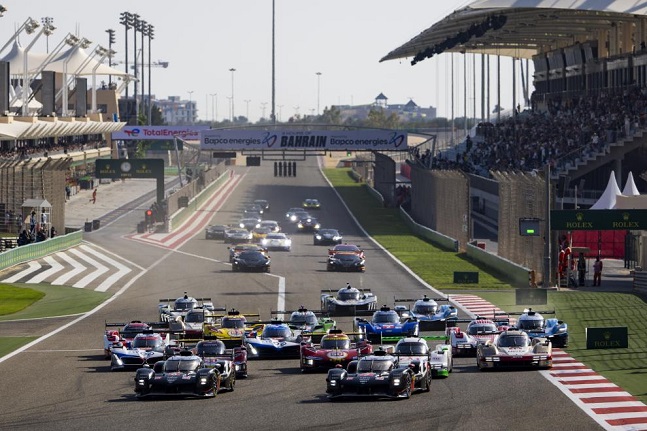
<box><xmin>381</xmin><ymin>0</ymin><xmax>647</xmax><ymax>62</ymax></box>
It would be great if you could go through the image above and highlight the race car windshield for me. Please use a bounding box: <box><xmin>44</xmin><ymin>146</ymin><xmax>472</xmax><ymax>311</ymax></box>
<box><xmin>132</xmin><ymin>337</ymin><xmax>163</xmax><ymax>349</ymax></box>
<box><xmin>468</xmin><ymin>324</ymin><xmax>498</xmax><ymax>335</ymax></box>
<box><xmin>221</xmin><ymin>318</ymin><xmax>245</xmax><ymax>329</ymax></box>
<box><xmin>263</xmin><ymin>326</ymin><xmax>291</xmax><ymax>338</ymax></box>
<box><xmin>498</xmin><ymin>335</ymin><xmax>529</xmax><ymax>347</ymax></box>
<box><xmin>337</xmin><ymin>290</ymin><xmax>360</xmax><ymax>301</ymax></box>
<box><xmin>290</xmin><ymin>313</ymin><xmax>318</xmax><ymax>326</ymax></box>
<box><xmin>164</xmin><ymin>359</ymin><xmax>200</xmax><ymax>373</ymax></box>
<box><xmin>373</xmin><ymin>312</ymin><xmax>399</xmax><ymax>324</ymax></box>
<box><xmin>174</xmin><ymin>301</ymin><xmax>196</xmax><ymax>311</ymax></box>
<box><xmin>396</xmin><ymin>342</ymin><xmax>427</xmax><ymax>355</ymax></box>
<box><xmin>357</xmin><ymin>359</ymin><xmax>393</xmax><ymax>372</ymax></box>
<box><xmin>518</xmin><ymin>319</ymin><xmax>544</xmax><ymax>330</ymax></box>
<box><xmin>185</xmin><ymin>312</ymin><xmax>204</xmax><ymax>323</ymax></box>
<box><xmin>122</xmin><ymin>326</ymin><xmax>148</xmax><ymax>338</ymax></box>
<box><xmin>321</xmin><ymin>338</ymin><xmax>351</xmax><ymax>349</ymax></box>
<box><xmin>412</xmin><ymin>303</ymin><xmax>437</xmax><ymax>315</ymax></box>
<box><xmin>196</xmin><ymin>342</ymin><xmax>225</xmax><ymax>356</ymax></box>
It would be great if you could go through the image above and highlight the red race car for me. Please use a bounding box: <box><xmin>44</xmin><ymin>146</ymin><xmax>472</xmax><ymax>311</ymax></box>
<box><xmin>300</xmin><ymin>329</ymin><xmax>372</xmax><ymax>372</ymax></box>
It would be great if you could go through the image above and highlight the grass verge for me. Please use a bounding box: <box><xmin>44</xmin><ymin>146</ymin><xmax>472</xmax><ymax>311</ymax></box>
<box><xmin>0</xmin><ymin>337</ymin><xmax>38</xmax><ymax>358</ymax></box>
<box><xmin>325</xmin><ymin>167</ymin><xmax>647</xmax><ymax>404</ymax></box>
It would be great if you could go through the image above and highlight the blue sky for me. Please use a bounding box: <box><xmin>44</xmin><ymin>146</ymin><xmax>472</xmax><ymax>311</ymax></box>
<box><xmin>0</xmin><ymin>0</ymin><xmax>526</xmax><ymax>122</ymax></box>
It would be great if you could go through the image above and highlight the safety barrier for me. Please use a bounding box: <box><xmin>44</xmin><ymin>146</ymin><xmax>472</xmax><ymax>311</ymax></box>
<box><xmin>0</xmin><ymin>230</ymin><xmax>83</xmax><ymax>271</ymax></box>
<box><xmin>634</xmin><ymin>270</ymin><xmax>647</xmax><ymax>296</ymax></box>
<box><xmin>398</xmin><ymin>206</ymin><xmax>459</xmax><ymax>252</ymax></box>
<box><xmin>466</xmin><ymin>242</ymin><xmax>532</xmax><ymax>287</ymax></box>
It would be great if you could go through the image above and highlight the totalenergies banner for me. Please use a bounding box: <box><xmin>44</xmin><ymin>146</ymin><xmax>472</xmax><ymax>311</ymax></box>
<box><xmin>200</xmin><ymin>129</ymin><xmax>408</xmax><ymax>151</ymax></box>
<box><xmin>112</xmin><ymin>126</ymin><xmax>210</xmax><ymax>140</ymax></box>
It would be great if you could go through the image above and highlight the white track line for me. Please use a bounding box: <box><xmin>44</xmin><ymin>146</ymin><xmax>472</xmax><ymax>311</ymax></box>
<box><xmin>2</xmin><ymin>261</ymin><xmax>42</xmax><ymax>283</ymax></box>
<box><xmin>68</xmin><ymin>248</ymin><xmax>109</xmax><ymax>289</ymax></box>
<box><xmin>50</xmin><ymin>251</ymin><xmax>87</xmax><ymax>286</ymax></box>
<box><xmin>26</xmin><ymin>256</ymin><xmax>64</xmax><ymax>284</ymax></box>
<box><xmin>77</xmin><ymin>244</ymin><xmax>132</xmax><ymax>292</ymax></box>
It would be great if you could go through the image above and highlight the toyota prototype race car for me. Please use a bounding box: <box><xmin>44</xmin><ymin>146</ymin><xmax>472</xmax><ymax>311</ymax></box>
<box><xmin>321</xmin><ymin>283</ymin><xmax>377</xmax><ymax>316</ymax></box>
<box><xmin>446</xmin><ymin>318</ymin><xmax>504</xmax><ymax>357</ymax></box>
<box><xmin>476</xmin><ymin>329</ymin><xmax>553</xmax><ymax>370</ymax></box>
<box><xmin>203</xmin><ymin>309</ymin><xmax>264</xmax><ymax>348</ymax></box>
<box><xmin>392</xmin><ymin>337</ymin><xmax>433</xmax><ymax>389</ymax></box>
<box><xmin>394</xmin><ymin>294</ymin><xmax>458</xmax><ymax>331</ymax></box>
<box><xmin>355</xmin><ymin>306</ymin><xmax>420</xmax><ymax>344</ymax></box>
<box><xmin>103</xmin><ymin>320</ymin><xmax>170</xmax><ymax>359</ymax></box>
<box><xmin>507</xmin><ymin>308</ymin><xmax>568</xmax><ymax>348</ymax></box>
<box><xmin>134</xmin><ymin>350</ymin><xmax>233</xmax><ymax>399</ymax></box>
<box><xmin>271</xmin><ymin>306</ymin><xmax>336</xmax><ymax>342</ymax></box>
<box><xmin>110</xmin><ymin>330</ymin><xmax>176</xmax><ymax>371</ymax></box>
<box><xmin>244</xmin><ymin>322</ymin><xmax>305</xmax><ymax>359</ymax></box>
<box><xmin>158</xmin><ymin>293</ymin><xmax>214</xmax><ymax>323</ymax></box>
<box><xmin>194</xmin><ymin>339</ymin><xmax>248</xmax><ymax>378</ymax></box>
<box><xmin>300</xmin><ymin>329</ymin><xmax>373</xmax><ymax>372</ymax></box>
<box><xmin>326</xmin><ymin>350</ymin><xmax>417</xmax><ymax>400</ymax></box>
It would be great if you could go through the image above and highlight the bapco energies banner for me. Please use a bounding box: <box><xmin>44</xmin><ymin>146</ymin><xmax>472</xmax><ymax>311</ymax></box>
<box><xmin>112</xmin><ymin>126</ymin><xmax>210</xmax><ymax>140</ymax></box>
<box><xmin>200</xmin><ymin>129</ymin><xmax>408</xmax><ymax>151</ymax></box>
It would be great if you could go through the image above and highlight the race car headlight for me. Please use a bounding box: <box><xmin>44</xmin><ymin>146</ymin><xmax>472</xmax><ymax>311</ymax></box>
<box><xmin>314</xmin><ymin>224</ymin><xmax>321</xmax><ymax>229</ymax></box>
<box><xmin>392</xmin><ymin>378</ymin><xmax>401</xmax><ymax>385</ymax></box>
<box><xmin>291</xmin><ymin>215</ymin><xmax>298</xmax><ymax>221</ymax></box>
<box><xmin>200</xmin><ymin>377</ymin><xmax>208</xmax><ymax>384</ymax></box>
<box><xmin>137</xmin><ymin>379</ymin><xmax>145</xmax><ymax>385</ymax></box>
<box><xmin>261</xmin><ymin>239</ymin><xmax>269</xmax><ymax>245</ymax></box>
<box><xmin>235</xmin><ymin>364</ymin><xmax>240</xmax><ymax>371</ymax></box>
<box><xmin>315</xmin><ymin>235</ymin><xmax>322</xmax><ymax>240</ymax></box>
<box><xmin>305</xmin><ymin>359</ymin><xmax>313</xmax><ymax>365</ymax></box>
<box><xmin>333</xmin><ymin>235</ymin><xmax>341</xmax><ymax>240</ymax></box>
<box><xmin>239</xmin><ymin>223</ymin><xmax>245</xmax><ymax>228</ymax></box>
<box><xmin>329</xmin><ymin>380</ymin><xmax>337</xmax><ymax>386</ymax></box>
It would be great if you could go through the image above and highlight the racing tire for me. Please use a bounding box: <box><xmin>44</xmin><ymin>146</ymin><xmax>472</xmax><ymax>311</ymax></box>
<box><xmin>423</xmin><ymin>368</ymin><xmax>431</xmax><ymax>392</ymax></box>
<box><xmin>211</xmin><ymin>375</ymin><xmax>221</xmax><ymax>397</ymax></box>
<box><xmin>228</xmin><ymin>374</ymin><xmax>236</xmax><ymax>391</ymax></box>
<box><xmin>401</xmin><ymin>374</ymin><xmax>412</xmax><ymax>399</ymax></box>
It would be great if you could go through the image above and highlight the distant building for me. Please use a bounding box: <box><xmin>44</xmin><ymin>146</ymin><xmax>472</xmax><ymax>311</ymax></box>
<box><xmin>334</xmin><ymin>93</ymin><xmax>436</xmax><ymax>122</ymax></box>
<box><xmin>156</xmin><ymin>96</ymin><xmax>197</xmax><ymax>125</ymax></box>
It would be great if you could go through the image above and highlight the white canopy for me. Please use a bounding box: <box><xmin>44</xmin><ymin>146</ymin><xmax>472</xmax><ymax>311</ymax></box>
<box><xmin>45</xmin><ymin>45</ymin><xmax>128</xmax><ymax>77</ymax></box>
<box><xmin>622</xmin><ymin>172</ymin><xmax>640</xmax><ymax>196</ymax></box>
<box><xmin>590</xmin><ymin>171</ymin><xmax>622</xmax><ymax>209</ymax></box>
<box><xmin>0</xmin><ymin>42</ymin><xmax>49</xmax><ymax>74</ymax></box>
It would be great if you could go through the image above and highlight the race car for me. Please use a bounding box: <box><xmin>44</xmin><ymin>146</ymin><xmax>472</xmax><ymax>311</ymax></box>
<box><xmin>393</xmin><ymin>337</ymin><xmax>434</xmax><ymax>388</ymax></box>
<box><xmin>297</xmin><ymin>216</ymin><xmax>321</xmax><ymax>232</ymax></box>
<box><xmin>326</xmin><ymin>350</ymin><xmax>416</xmax><ymax>400</ymax></box>
<box><xmin>238</xmin><ymin>217</ymin><xmax>262</xmax><ymax>231</ymax></box>
<box><xmin>327</xmin><ymin>250</ymin><xmax>366</xmax><ymax>272</ymax></box>
<box><xmin>272</xmin><ymin>306</ymin><xmax>336</xmax><ymax>341</ymax></box>
<box><xmin>328</xmin><ymin>243</ymin><xmax>365</xmax><ymax>259</ymax></box>
<box><xmin>103</xmin><ymin>320</ymin><xmax>169</xmax><ymax>359</ymax></box>
<box><xmin>314</xmin><ymin>228</ymin><xmax>343</xmax><ymax>246</ymax></box>
<box><xmin>429</xmin><ymin>343</ymin><xmax>453</xmax><ymax>378</ymax></box>
<box><xmin>476</xmin><ymin>329</ymin><xmax>553</xmax><ymax>370</ymax></box>
<box><xmin>228</xmin><ymin>243</ymin><xmax>268</xmax><ymax>263</ymax></box>
<box><xmin>302</xmin><ymin>198</ymin><xmax>321</xmax><ymax>210</ymax></box>
<box><xmin>261</xmin><ymin>232</ymin><xmax>292</xmax><ymax>251</ymax></box>
<box><xmin>355</xmin><ymin>306</ymin><xmax>419</xmax><ymax>344</ymax></box>
<box><xmin>512</xmin><ymin>308</ymin><xmax>568</xmax><ymax>348</ymax></box>
<box><xmin>394</xmin><ymin>294</ymin><xmax>458</xmax><ymax>330</ymax></box>
<box><xmin>253</xmin><ymin>199</ymin><xmax>270</xmax><ymax>213</ymax></box>
<box><xmin>194</xmin><ymin>339</ymin><xmax>248</xmax><ymax>378</ymax></box>
<box><xmin>203</xmin><ymin>309</ymin><xmax>263</xmax><ymax>348</ymax></box>
<box><xmin>446</xmin><ymin>318</ymin><xmax>502</xmax><ymax>357</ymax></box>
<box><xmin>321</xmin><ymin>283</ymin><xmax>377</xmax><ymax>316</ymax></box>
<box><xmin>158</xmin><ymin>293</ymin><xmax>214</xmax><ymax>323</ymax></box>
<box><xmin>223</xmin><ymin>227</ymin><xmax>253</xmax><ymax>244</ymax></box>
<box><xmin>110</xmin><ymin>330</ymin><xmax>174</xmax><ymax>371</ymax></box>
<box><xmin>300</xmin><ymin>329</ymin><xmax>372</xmax><ymax>372</ymax></box>
<box><xmin>244</xmin><ymin>322</ymin><xmax>304</xmax><ymax>359</ymax></box>
<box><xmin>259</xmin><ymin>220</ymin><xmax>281</xmax><ymax>233</ymax></box>
<box><xmin>285</xmin><ymin>207</ymin><xmax>309</xmax><ymax>223</ymax></box>
<box><xmin>243</xmin><ymin>203</ymin><xmax>264</xmax><ymax>216</ymax></box>
<box><xmin>205</xmin><ymin>224</ymin><xmax>228</xmax><ymax>240</ymax></box>
<box><xmin>252</xmin><ymin>226</ymin><xmax>272</xmax><ymax>241</ymax></box>
<box><xmin>231</xmin><ymin>250</ymin><xmax>271</xmax><ymax>272</ymax></box>
<box><xmin>133</xmin><ymin>350</ymin><xmax>232</xmax><ymax>399</ymax></box>
<box><xmin>178</xmin><ymin>309</ymin><xmax>223</xmax><ymax>339</ymax></box>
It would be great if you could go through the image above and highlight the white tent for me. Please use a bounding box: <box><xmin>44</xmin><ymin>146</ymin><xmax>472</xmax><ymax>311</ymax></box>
<box><xmin>590</xmin><ymin>171</ymin><xmax>622</xmax><ymax>209</ymax></box>
<box><xmin>45</xmin><ymin>45</ymin><xmax>128</xmax><ymax>77</ymax></box>
<box><xmin>0</xmin><ymin>41</ymin><xmax>49</xmax><ymax>74</ymax></box>
<box><xmin>622</xmin><ymin>171</ymin><xmax>640</xmax><ymax>196</ymax></box>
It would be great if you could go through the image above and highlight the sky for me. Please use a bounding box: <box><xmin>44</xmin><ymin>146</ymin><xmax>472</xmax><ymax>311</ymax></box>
<box><xmin>0</xmin><ymin>0</ymin><xmax>529</xmax><ymax>123</ymax></box>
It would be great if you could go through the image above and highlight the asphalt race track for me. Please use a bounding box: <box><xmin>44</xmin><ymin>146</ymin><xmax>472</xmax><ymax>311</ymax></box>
<box><xmin>0</xmin><ymin>157</ymin><xmax>604</xmax><ymax>431</ymax></box>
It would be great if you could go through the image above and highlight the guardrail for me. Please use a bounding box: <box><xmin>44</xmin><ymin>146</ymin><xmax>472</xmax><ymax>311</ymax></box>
<box><xmin>0</xmin><ymin>230</ymin><xmax>83</xmax><ymax>271</ymax></box>
<box><xmin>466</xmin><ymin>242</ymin><xmax>532</xmax><ymax>287</ymax></box>
<box><xmin>398</xmin><ymin>206</ymin><xmax>459</xmax><ymax>252</ymax></box>
<box><xmin>634</xmin><ymin>270</ymin><xmax>647</xmax><ymax>296</ymax></box>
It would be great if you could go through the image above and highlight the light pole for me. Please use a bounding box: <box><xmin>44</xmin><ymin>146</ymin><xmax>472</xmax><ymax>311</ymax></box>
<box><xmin>278</xmin><ymin>105</ymin><xmax>283</xmax><ymax>122</ymax></box>
<box><xmin>227</xmin><ymin>96</ymin><xmax>233</xmax><ymax>122</ymax></box>
<box><xmin>105</xmin><ymin>29</ymin><xmax>115</xmax><ymax>87</ymax></box>
<box><xmin>229</xmin><ymin>68</ymin><xmax>236</xmax><ymax>121</ymax></box>
<box><xmin>209</xmin><ymin>93</ymin><xmax>217</xmax><ymax>122</ymax></box>
<box><xmin>119</xmin><ymin>12</ymin><xmax>133</xmax><ymax>120</ymax></box>
<box><xmin>271</xmin><ymin>0</ymin><xmax>276</xmax><ymax>123</ymax></box>
<box><xmin>147</xmin><ymin>24</ymin><xmax>154</xmax><ymax>125</ymax></box>
<box><xmin>41</xmin><ymin>17</ymin><xmax>53</xmax><ymax>52</ymax></box>
<box><xmin>187</xmin><ymin>90</ymin><xmax>194</xmax><ymax>124</ymax></box>
<box><xmin>261</xmin><ymin>102</ymin><xmax>268</xmax><ymax>119</ymax></box>
<box><xmin>316</xmin><ymin>71</ymin><xmax>322</xmax><ymax>116</ymax></box>
<box><xmin>244</xmin><ymin>99</ymin><xmax>251</xmax><ymax>121</ymax></box>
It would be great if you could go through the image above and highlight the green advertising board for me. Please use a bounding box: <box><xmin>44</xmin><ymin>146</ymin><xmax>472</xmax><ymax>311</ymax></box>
<box><xmin>585</xmin><ymin>326</ymin><xmax>629</xmax><ymax>349</ymax></box>
<box><xmin>453</xmin><ymin>271</ymin><xmax>479</xmax><ymax>283</ymax></box>
<box><xmin>551</xmin><ymin>209</ymin><xmax>647</xmax><ymax>230</ymax></box>
<box><xmin>95</xmin><ymin>158</ymin><xmax>164</xmax><ymax>179</ymax></box>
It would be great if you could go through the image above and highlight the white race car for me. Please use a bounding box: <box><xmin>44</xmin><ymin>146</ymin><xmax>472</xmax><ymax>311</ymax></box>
<box><xmin>476</xmin><ymin>330</ymin><xmax>552</xmax><ymax>370</ymax></box>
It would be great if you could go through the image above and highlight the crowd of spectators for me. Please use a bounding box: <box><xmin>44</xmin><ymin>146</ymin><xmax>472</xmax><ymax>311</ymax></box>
<box><xmin>411</xmin><ymin>86</ymin><xmax>647</xmax><ymax>177</ymax></box>
<box><xmin>0</xmin><ymin>141</ymin><xmax>102</xmax><ymax>161</ymax></box>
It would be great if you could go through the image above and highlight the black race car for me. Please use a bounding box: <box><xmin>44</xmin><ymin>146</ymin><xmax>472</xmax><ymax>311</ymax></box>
<box><xmin>297</xmin><ymin>216</ymin><xmax>321</xmax><ymax>232</ymax></box>
<box><xmin>231</xmin><ymin>250</ymin><xmax>271</xmax><ymax>272</ymax></box>
<box><xmin>327</xmin><ymin>252</ymin><xmax>365</xmax><ymax>272</ymax></box>
<box><xmin>134</xmin><ymin>351</ymin><xmax>235</xmax><ymax>398</ymax></box>
<box><xmin>314</xmin><ymin>228</ymin><xmax>343</xmax><ymax>245</ymax></box>
<box><xmin>206</xmin><ymin>224</ymin><xmax>228</xmax><ymax>240</ymax></box>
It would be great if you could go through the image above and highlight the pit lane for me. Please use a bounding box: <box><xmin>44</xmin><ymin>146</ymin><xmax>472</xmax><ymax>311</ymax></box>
<box><xmin>0</xmin><ymin>157</ymin><xmax>604</xmax><ymax>431</ymax></box>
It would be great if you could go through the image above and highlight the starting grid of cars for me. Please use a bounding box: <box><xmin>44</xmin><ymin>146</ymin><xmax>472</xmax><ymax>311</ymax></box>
<box><xmin>103</xmin><ymin>285</ymin><xmax>569</xmax><ymax>400</ymax></box>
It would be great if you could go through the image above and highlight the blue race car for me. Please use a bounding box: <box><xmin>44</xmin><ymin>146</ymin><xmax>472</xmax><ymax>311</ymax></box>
<box><xmin>514</xmin><ymin>308</ymin><xmax>568</xmax><ymax>348</ymax></box>
<box><xmin>394</xmin><ymin>295</ymin><xmax>458</xmax><ymax>331</ymax></box>
<box><xmin>244</xmin><ymin>322</ymin><xmax>303</xmax><ymax>359</ymax></box>
<box><xmin>354</xmin><ymin>306</ymin><xmax>419</xmax><ymax>344</ymax></box>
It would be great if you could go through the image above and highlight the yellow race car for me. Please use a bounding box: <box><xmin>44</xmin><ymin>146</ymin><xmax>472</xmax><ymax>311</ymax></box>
<box><xmin>203</xmin><ymin>309</ymin><xmax>264</xmax><ymax>348</ymax></box>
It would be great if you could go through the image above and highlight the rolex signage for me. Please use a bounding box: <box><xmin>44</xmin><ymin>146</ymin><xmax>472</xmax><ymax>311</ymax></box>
<box><xmin>586</xmin><ymin>326</ymin><xmax>628</xmax><ymax>349</ymax></box>
<box><xmin>95</xmin><ymin>159</ymin><xmax>164</xmax><ymax>179</ymax></box>
<box><xmin>551</xmin><ymin>210</ymin><xmax>647</xmax><ymax>230</ymax></box>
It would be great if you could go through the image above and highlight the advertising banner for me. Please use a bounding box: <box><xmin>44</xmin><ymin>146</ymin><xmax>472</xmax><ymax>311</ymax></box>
<box><xmin>112</xmin><ymin>126</ymin><xmax>210</xmax><ymax>141</ymax></box>
<box><xmin>199</xmin><ymin>129</ymin><xmax>409</xmax><ymax>151</ymax></box>
<box><xmin>586</xmin><ymin>326</ymin><xmax>629</xmax><ymax>349</ymax></box>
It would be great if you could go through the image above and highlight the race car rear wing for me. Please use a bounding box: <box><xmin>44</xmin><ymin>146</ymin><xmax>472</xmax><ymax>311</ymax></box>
<box><xmin>393</xmin><ymin>294</ymin><xmax>450</xmax><ymax>303</ymax></box>
<box><xmin>104</xmin><ymin>320</ymin><xmax>170</xmax><ymax>329</ymax></box>
<box><xmin>320</xmin><ymin>288</ymin><xmax>372</xmax><ymax>294</ymax></box>
<box><xmin>158</xmin><ymin>297</ymin><xmax>212</xmax><ymax>303</ymax></box>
